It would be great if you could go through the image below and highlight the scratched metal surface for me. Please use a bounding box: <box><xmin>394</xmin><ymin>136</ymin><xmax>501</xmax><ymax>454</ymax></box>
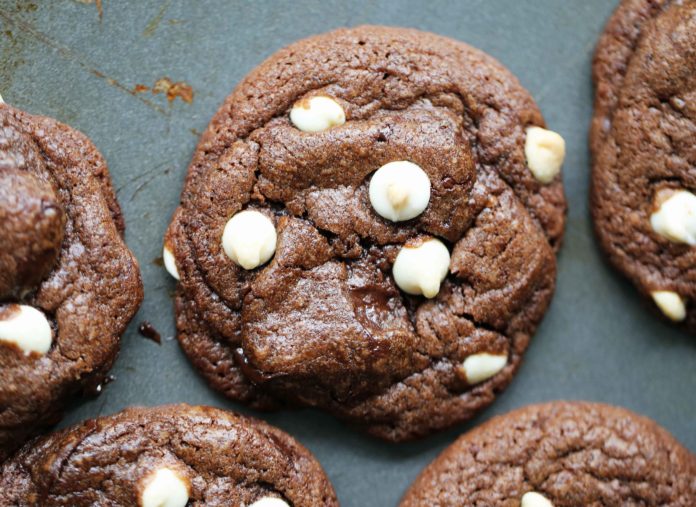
<box><xmin>1</xmin><ymin>1</ymin><xmax>694</xmax><ymax>505</ymax></box>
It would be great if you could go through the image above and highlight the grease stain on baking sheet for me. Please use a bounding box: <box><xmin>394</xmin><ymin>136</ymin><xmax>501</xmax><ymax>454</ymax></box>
<box><xmin>143</xmin><ymin>0</ymin><xmax>172</xmax><ymax>38</ymax></box>
<box><xmin>0</xmin><ymin>30</ymin><xmax>27</xmax><ymax>91</ymax></box>
<box><xmin>1</xmin><ymin>3</ymin><xmax>41</xmax><ymax>91</ymax></box>
<box><xmin>16</xmin><ymin>2</ymin><xmax>37</xmax><ymax>12</ymax></box>
<box><xmin>153</xmin><ymin>77</ymin><xmax>194</xmax><ymax>103</ymax></box>
<box><xmin>0</xmin><ymin>12</ymin><xmax>169</xmax><ymax>116</ymax></box>
<box><xmin>92</xmin><ymin>70</ymin><xmax>175</xmax><ymax>112</ymax></box>
<box><xmin>132</xmin><ymin>78</ymin><xmax>194</xmax><ymax>104</ymax></box>
<box><xmin>73</xmin><ymin>0</ymin><xmax>103</xmax><ymax>21</ymax></box>
<box><xmin>5</xmin><ymin>2</ymin><xmax>38</xmax><ymax>13</ymax></box>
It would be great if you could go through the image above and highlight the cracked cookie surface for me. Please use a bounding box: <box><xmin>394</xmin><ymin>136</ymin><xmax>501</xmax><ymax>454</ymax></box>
<box><xmin>0</xmin><ymin>404</ymin><xmax>338</xmax><ymax>506</ymax></box>
<box><xmin>400</xmin><ymin>401</ymin><xmax>696</xmax><ymax>506</ymax></box>
<box><xmin>166</xmin><ymin>26</ymin><xmax>566</xmax><ymax>441</ymax></box>
<box><xmin>0</xmin><ymin>103</ymin><xmax>142</xmax><ymax>460</ymax></box>
<box><xmin>591</xmin><ymin>0</ymin><xmax>696</xmax><ymax>329</ymax></box>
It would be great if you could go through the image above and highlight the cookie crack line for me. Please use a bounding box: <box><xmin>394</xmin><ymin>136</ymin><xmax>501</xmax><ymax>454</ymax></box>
<box><xmin>181</xmin><ymin>103</ymin><xmax>554</xmax><ymax>321</ymax></box>
<box><xmin>42</xmin><ymin>423</ymin><xmax>100</xmax><ymax>502</ymax></box>
<box><xmin>179</xmin><ymin>189</ymin><xmax>528</xmax><ymax>398</ymax></box>
<box><xmin>204</xmin><ymin>84</ymin><xmax>558</xmax><ymax>244</ymax></box>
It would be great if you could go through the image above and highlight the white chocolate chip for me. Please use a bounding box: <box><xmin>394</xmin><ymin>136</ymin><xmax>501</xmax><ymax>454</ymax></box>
<box><xmin>524</xmin><ymin>126</ymin><xmax>566</xmax><ymax>184</ymax></box>
<box><xmin>162</xmin><ymin>245</ymin><xmax>180</xmax><ymax>281</ymax></box>
<box><xmin>222</xmin><ymin>210</ymin><xmax>277</xmax><ymax>270</ymax></box>
<box><xmin>521</xmin><ymin>491</ymin><xmax>554</xmax><ymax>507</ymax></box>
<box><xmin>248</xmin><ymin>498</ymin><xmax>290</xmax><ymax>507</ymax></box>
<box><xmin>650</xmin><ymin>190</ymin><xmax>696</xmax><ymax>245</ymax></box>
<box><xmin>651</xmin><ymin>291</ymin><xmax>686</xmax><ymax>322</ymax></box>
<box><xmin>290</xmin><ymin>95</ymin><xmax>345</xmax><ymax>133</ymax></box>
<box><xmin>0</xmin><ymin>304</ymin><xmax>52</xmax><ymax>355</ymax></box>
<box><xmin>140</xmin><ymin>468</ymin><xmax>190</xmax><ymax>507</ymax></box>
<box><xmin>369</xmin><ymin>161</ymin><xmax>431</xmax><ymax>222</ymax></box>
<box><xmin>392</xmin><ymin>238</ymin><xmax>450</xmax><ymax>298</ymax></box>
<box><xmin>460</xmin><ymin>353</ymin><xmax>507</xmax><ymax>384</ymax></box>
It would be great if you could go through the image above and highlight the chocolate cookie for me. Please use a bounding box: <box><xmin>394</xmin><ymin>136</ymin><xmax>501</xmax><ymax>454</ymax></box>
<box><xmin>0</xmin><ymin>100</ymin><xmax>143</xmax><ymax>460</ymax></box>
<box><xmin>0</xmin><ymin>404</ymin><xmax>338</xmax><ymax>506</ymax></box>
<box><xmin>591</xmin><ymin>0</ymin><xmax>696</xmax><ymax>329</ymax></box>
<box><xmin>165</xmin><ymin>26</ymin><xmax>567</xmax><ymax>441</ymax></box>
<box><xmin>401</xmin><ymin>401</ymin><xmax>696</xmax><ymax>506</ymax></box>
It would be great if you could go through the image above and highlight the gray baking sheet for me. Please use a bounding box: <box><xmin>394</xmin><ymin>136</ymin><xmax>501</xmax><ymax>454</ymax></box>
<box><xmin>0</xmin><ymin>1</ymin><xmax>694</xmax><ymax>506</ymax></box>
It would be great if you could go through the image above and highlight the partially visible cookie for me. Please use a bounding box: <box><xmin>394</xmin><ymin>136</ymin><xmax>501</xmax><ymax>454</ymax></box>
<box><xmin>400</xmin><ymin>401</ymin><xmax>696</xmax><ymax>506</ymax></box>
<box><xmin>0</xmin><ymin>404</ymin><xmax>338</xmax><ymax>507</ymax></box>
<box><xmin>0</xmin><ymin>100</ymin><xmax>143</xmax><ymax>460</ymax></box>
<box><xmin>591</xmin><ymin>0</ymin><xmax>696</xmax><ymax>329</ymax></box>
<box><xmin>165</xmin><ymin>25</ymin><xmax>567</xmax><ymax>441</ymax></box>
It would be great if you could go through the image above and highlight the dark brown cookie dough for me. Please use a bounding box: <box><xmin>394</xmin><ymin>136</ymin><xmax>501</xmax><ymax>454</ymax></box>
<box><xmin>166</xmin><ymin>26</ymin><xmax>566</xmax><ymax>441</ymax></box>
<box><xmin>400</xmin><ymin>401</ymin><xmax>696</xmax><ymax>507</ymax></box>
<box><xmin>0</xmin><ymin>102</ymin><xmax>143</xmax><ymax>460</ymax></box>
<box><xmin>0</xmin><ymin>404</ymin><xmax>338</xmax><ymax>507</ymax></box>
<box><xmin>591</xmin><ymin>0</ymin><xmax>696</xmax><ymax>329</ymax></box>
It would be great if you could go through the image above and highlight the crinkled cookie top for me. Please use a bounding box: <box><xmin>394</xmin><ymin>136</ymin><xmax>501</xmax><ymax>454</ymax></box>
<box><xmin>0</xmin><ymin>103</ymin><xmax>142</xmax><ymax>460</ymax></box>
<box><xmin>400</xmin><ymin>401</ymin><xmax>696</xmax><ymax>506</ymax></box>
<box><xmin>591</xmin><ymin>0</ymin><xmax>696</xmax><ymax>329</ymax></box>
<box><xmin>0</xmin><ymin>404</ymin><xmax>337</xmax><ymax>507</ymax></box>
<box><xmin>167</xmin><ymin>26</ymin><xmax>566</xmax><ymax>440</ymax></box>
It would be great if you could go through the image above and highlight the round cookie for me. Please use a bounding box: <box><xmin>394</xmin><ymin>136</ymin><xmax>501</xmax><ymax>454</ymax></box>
<box><xmin>591</xmin><ymin>0</ymin><xmax>696</xmax><ymax>329</ymax></box>
<box><xmin>0</xmin><ymin>101</ymin><xmax>143</xmax><ymax>460</ymax></box>
<box><xmin>0</xmin><ymin>404</ymin><xmax>338</xmax><ymax>506</ymax></box>
<box><xmin>400</xmin><ymin>401</ymin><xmax>696</xmax><ymax>506</ymax></box>
<box><xmin>165</xmin><ymin>26</ymin><xmax>567</xmax><ymax>441</ymax></box>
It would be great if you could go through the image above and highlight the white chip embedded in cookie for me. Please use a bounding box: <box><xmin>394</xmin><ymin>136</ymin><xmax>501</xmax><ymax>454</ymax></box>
<box><xmin>248</xmin><ymin>498</ymin><xmax>290</xmax><ymax>507</ymax></box>
<box><xmin>290</xmin><ymin>95</ymin><xmax>345</xmax><ymax>133</ymax></box>
<box><xmin>163</xmin><ymin>244</ymin><xmax>180</xmax><ymax>281</ymax></box>
<box><xmin>650</xmin><ymin>190</ymin><xmax>696</xmax><ymax>245</ymax></box>
<box><xmin>140</xmin><ymin>467</ymin><xmax>190</xmax><ymax>507</ymax></box>
<box><xmin>525</xmin><ymin>126</ymin><xmax>565</xmax><ymax>184</ymax></box>
<box><xmin>392</xmin><ymin>238</ymin><xmax>450</xmax><ymax>298</ymax></box>
<box><xmin>651</xmin><ymin>290</ymin><xmax>686</xmax><ymax>322</ymax></box>
<box><xmin>0</xmin><ymin>304</ymin><xmax>52</xmax><ymax>355</ymax></box>
<box><xmin>521</xmin><ymin>491</ymin><xmax>554</xmax><ymax>507</ymax></box>
<box><xmin>221</xmin><ymin>210</ymin><xmax>277</xmax><ymax>270</ymax></box>
<box><xmin>369</xmin><ymin>161</ymin><xmax>431</xmax><ymax>222</ymax></box>
<box><xmin>459</xmin><ymin>352</ymin><xmax>507</xmax><ymax>384</ymax></box>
